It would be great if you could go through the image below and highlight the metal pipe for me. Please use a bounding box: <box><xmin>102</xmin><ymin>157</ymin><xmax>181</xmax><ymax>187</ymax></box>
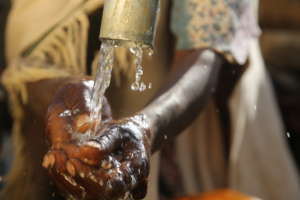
<box><xmin>99</xmin><ymin>0</ymin><xmax>160</xmax><ymax>48</ymax></box>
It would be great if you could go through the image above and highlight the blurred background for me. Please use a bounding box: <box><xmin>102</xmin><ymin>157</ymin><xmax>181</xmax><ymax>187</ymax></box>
<box><xmin>0</xmin><ymin>0</ymin><xmax>300</xmax><ymax>194</ymax></box>
<box><xmin>259</xmin><ymin>0</ymin><xmax>300</xmax><ymax>169</ymax></box>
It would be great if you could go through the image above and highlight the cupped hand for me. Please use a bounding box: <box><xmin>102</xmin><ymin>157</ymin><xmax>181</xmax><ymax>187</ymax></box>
<box><xmin>42</xmin><ymin>80</ymin><xmax>151</xmax><ymax>200</ymax></box>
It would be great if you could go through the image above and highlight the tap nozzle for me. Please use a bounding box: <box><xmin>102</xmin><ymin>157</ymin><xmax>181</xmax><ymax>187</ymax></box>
<box><xmin>99</xmin><ymin>0</ymin><xmax>159</xmax><ymax>48</ymax></box>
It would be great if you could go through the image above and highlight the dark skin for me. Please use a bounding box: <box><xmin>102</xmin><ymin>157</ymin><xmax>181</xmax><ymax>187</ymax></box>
<box><xmin>38</xmin><ymin>48</ymin><xmax>228</xmax><ymax>200</ymax></box>
<box><xmin>42</xmin><ymin>80</ymin><xmax>150</xmax><ymax>200</ymax></box>
<box><xmin>0</xmin><ymin>46</ymin><xmax>244</xmax><ymax>200</ymax></box>
<box><xmin>0</xmin><ymin>1</ymin><xmax>247</xmax><ymax>199</ymax></box>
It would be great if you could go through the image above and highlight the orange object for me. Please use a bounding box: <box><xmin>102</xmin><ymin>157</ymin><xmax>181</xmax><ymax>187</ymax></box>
<box><xmin>177</xmin><ymin>189</ymin><xmax>259</xmax><ymax>200</ymax></box>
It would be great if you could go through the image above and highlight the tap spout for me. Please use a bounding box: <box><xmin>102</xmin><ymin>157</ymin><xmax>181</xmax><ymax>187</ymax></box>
<box><xmin>99</xmin><ymin>0</ymin><xmax>160</xmax><ymax>48</ymax></box>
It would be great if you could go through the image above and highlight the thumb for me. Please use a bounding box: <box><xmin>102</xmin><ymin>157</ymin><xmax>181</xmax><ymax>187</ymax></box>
<box><xmin>85</xmin><ymin>126</ymin><xmax>123</xmax><ymax>154</ymax></box>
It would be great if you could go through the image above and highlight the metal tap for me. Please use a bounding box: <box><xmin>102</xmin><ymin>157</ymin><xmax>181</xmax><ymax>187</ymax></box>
<box><xmin>99</xmin><ymin>0</ymin><xmax>160</xmax><ymax>48</ymax></box>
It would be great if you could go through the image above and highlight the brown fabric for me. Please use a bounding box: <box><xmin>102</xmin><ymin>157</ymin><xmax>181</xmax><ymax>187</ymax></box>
<box><xmin>176</xmin><ymin>189</ymin><xmax>257</xmax><ymax>200</ymax></box>
<box><xmin>260</xmin><ymin>0</ymin><xmax>300</xmax><ymax>29</ymax></box>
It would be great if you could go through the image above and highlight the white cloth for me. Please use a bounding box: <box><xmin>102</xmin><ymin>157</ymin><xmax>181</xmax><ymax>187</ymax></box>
<box><xmin>228</xmin><ymin>39</ymin><xmax>300</xmax><ymax>200</ymax></box>
<box><xmin>146</xmin><ymin>1</ymin><xmax>300</xmax><ymax>199</ymax></box>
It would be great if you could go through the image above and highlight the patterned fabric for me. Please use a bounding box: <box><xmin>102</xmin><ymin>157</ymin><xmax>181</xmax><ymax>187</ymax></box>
<box><xmin>171</xmin><ymin>0</ymin><xmax>260</xmax><ymax>64</ymax></box>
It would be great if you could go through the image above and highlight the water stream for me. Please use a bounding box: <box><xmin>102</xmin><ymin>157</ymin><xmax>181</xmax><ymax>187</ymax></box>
<box><xmin>89</xmin><ymin>40</ymin><xmax>115</xmax><ymax>134</ymax></box>
<box><xmin>89</xmin><ymin>40</ymin><xmax>151</xmax><ymax>134</ymax></box>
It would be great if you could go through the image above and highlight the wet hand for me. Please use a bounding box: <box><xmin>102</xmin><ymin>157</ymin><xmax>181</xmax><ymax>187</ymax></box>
<box><xmin>86</xmin><ymin>115</ymin><xmax>152</xmax><ymax>200</ymax></box>
<box><xmin>42</xmin><ymin>80</ymin><xmax>150</xmax><ymax>200</ymax></box>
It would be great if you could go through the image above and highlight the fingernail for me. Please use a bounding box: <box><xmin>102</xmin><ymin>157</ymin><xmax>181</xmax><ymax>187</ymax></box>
<box><xmin>66</xmin><ymin>161</ymin><xmax>76</xmax><ymax>176</ymax></box>
<box><xmin>42</xmin><ymin>156</ymin><xmax>49</xmax><ymax>168</ymax></box>
<box><xmin>79</xmin><ymin>172</ymin><xmax>85</xmax><ymax>178</ymax></box>
<box><xmin>75</xmin><ymin>115</ymin><xmax>93</xmax><ymax>133</ymax></box>
<box><xmin>42</xmin><ymin>153</ymin><xmax>55</xmax><ymax>168</ymax></box>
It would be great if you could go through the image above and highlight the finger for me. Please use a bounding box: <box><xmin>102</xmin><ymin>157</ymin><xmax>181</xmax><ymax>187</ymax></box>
<box><xmin>122</xmin><ymin>138</ymin><xmax>150</xmax><ymax>178</ymax></box>
<box><xmin>68</xmin><ymin>158</ymin><xmax>127</xmax><ymax>200</ymax></box>
<box><xmin>46</xmin><ymin>103</ymin><xmax>73</xmax><ymax>145</ymax></box>
<box><xmin>59</xmin><ymin>80</ymin><xmax>111</xmax><ymax>123</ymax></box>
<box><xmin>49</xmin><ymin>160</ymin><xmax>86</xmax><ymax>199</ymax></box>
<box><xmin>47</xmin><ymin>81</ymin><xmax>93</xmax><ymax>146</ymax></box>
<box><xmin>60</xmin><ymin>143</ymin><xmax>106</xmax><ymax>166</ymax></box>
<box><xmin>47</xmin><ymin>81</ymin><xmax>112</xmax><ymax>145</ymax></box>
<box><xmin>43</xmin><ymin>150</ymin><xmax>68</xmax><ymax>172</ymax></box>
<box><xmin>58</xmin><ymin>127</ymin><xmax>124</xmax><ymax>167</ymax></box>
<box><xmin>119</xmin><ymin>140</ymin><xmax>150</xmax><ymax>198</ymax></box>
<box><xmin>59</xmin><ymin>81</ymin><xmax>91</xmax><ymax>114</ymax></box>
<box><xmin>42</xmin><ymin>150</ymin><xmax>86</xmax><ymax>199</ymax></box>
<box><xmin>119</xmin><ymin>155</ymin><xmax>149</xmax><ymax>188</ymax></box>
<box><xmin>46</xmin><ymin>148</ymin><xmax>148</xmax><ymax>200</ymax></box>
<box><xmin>43</xmin><ymin>150</ymin><xmax>93</xmax><ymax>199</ymax></box>
<box><xmin>131</xmin><ymin>179</ymin><xmax>148</xmax><ymax>200</ymax></box>
<box><xmin>85</xmin><ymin>126</ymin><xmax>123</xmax><ymax>154</ymax></box>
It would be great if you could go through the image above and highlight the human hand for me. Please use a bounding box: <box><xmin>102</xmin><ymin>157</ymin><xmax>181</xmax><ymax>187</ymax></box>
<box><xmin>42</xmin><ymin>80</ymin><xmax>151</xmax><ymax>200</ymax></box>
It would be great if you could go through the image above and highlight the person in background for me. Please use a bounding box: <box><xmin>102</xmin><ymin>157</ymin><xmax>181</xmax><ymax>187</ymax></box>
<box><xmin>1</xmin><ymin>0</ymin><xmax>299</xmax><ymax>200</ymax></box>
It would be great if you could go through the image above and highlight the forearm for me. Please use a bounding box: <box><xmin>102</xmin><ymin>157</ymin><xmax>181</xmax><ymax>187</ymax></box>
<box><xmin>141</xmin><ymin>49</ymin><xmax>223</xmax><ymax>152</ymax></box>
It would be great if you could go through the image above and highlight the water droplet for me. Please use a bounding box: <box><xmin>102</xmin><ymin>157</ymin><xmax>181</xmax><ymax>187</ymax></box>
<box><xmin>138</xmin><ymin>82</ymin><xmax>146</xmax><ymax>92</ymax></box>
<box><xmin>136</xmin><ymin>67</ymin><xmax>143</xmax><ymax>76</ymax></box>
<box><xmin>147</xmin><ymin>48</ymin><xmax>154</xmax><ymax>56</ymax></box>
<box><xmin>129</xmin><ymin>44</ymin><xmax>151</xmax><ymax>92</ymax></box>
<box><xmin>72</xmin><ymin>108</ymin><xmax>80</xmax><ymax>115</ymax></box>
<box><xmin>129</xmin><ymin>47</ymin><xmax>138</xmax><ymax>55</ymax></box>
<box><xmin>130</xmin><ymin>175</ymin><xmax>137</xmax><ymax>186</ymax></box>
<box><xmin>59</xmin><ymin>110</ymin><xmax>72</xmax><ymax>117</ymax></box>
<box><xmin>107</xmin><ymin>181</ymin><xmax>113</xmax><ymax>190</ymax></box>
<box><xmin>131</xmin><ymin>82</ymin><xmax>139</xmax><ymax>91</ymax></box>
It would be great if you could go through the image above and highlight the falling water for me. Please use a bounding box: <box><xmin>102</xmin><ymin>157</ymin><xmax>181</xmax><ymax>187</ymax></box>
<box><xmin>130</xmin><ymin>45</ymin><xmax>153</xmax><ymax>92</ymax></box>
<box><xmin>90</xmin><ymin>41</ymin><xmax>151</xmax><ymax>135</ymax></box>
<box><xmin>130</xmin><ymin>46</ymin><xmax>146</xmax><ymax>92</ymax></box>
<box><xmin>89</xmin><ymin>40</ymin><xmax>114</xmax><ymax>134</ymax></box>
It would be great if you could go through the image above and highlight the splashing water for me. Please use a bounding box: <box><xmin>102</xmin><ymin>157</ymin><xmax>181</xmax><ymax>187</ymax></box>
<box><xmin>90</xmin><ymin>40</ymin><xmax>115</xmax><ymax>134</ymax></box>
